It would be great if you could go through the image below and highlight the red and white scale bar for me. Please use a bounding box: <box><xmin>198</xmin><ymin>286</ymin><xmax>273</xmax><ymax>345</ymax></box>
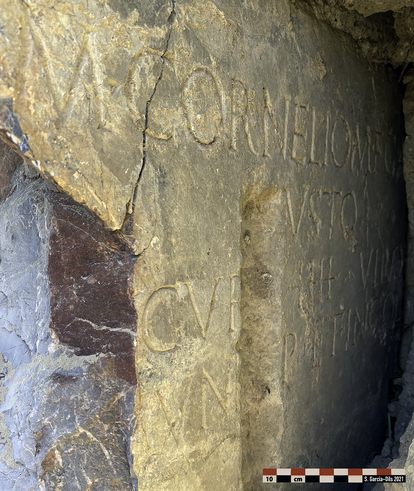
<box><xmin>263</xmin><ymin>468</ymin><xmax>406</xmax><ymax>484</ymax></box>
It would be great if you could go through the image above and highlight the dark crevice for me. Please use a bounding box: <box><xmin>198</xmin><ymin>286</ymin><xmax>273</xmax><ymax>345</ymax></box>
<box><xmin>121</xmin><ymin>0</ymin><xmax>176</xmax><ymax>237</ymax></box>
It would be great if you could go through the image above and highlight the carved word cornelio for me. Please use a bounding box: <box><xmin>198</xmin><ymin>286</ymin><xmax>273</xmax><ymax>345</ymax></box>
<box><xmin>226</xmin><ymin>81</ymin><xmax>399</xmax><ymax>175</ymax></box>
<box><xmin>136</xmin><ymin>59</ymin><xmax>399</xmax><ymax>175</ymax></box>
<box><xmin>16</xmin><ymin>19</ymin><xmax>401</xmax><ymax>175</ymax></box>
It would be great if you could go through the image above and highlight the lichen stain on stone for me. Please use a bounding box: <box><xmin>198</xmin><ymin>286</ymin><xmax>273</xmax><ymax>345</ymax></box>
<box><xmin>48</xmin><ymin>191</ymin><xmax>137</xmax><ymax>385</ymax></box>
<box><xmin>40</xmin><ymin>447</ymin><xmax>59</xmax><ymax>480</ymax></box>
<box><xmin>40</xmin><ymin>391</ymin><xmax>134</xmax><ymax>489</ymax></box>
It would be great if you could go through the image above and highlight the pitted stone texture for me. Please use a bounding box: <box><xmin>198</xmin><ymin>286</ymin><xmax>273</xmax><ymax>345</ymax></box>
<box><xmin>0</xmin><ymin>140</ymin><xmax>22</xmax><ymax>202</ymax></box>
<box><xmin>39</xmin><ymin>357</ymin><xmax>136</xmax><ymax>491</ymax></box>
<box><xmin>0</xmin><ymin>174</ymin><xmax>51</xmax><ymax>490</ymax></box>
<box><xmin>368</xmin><ymin>414</ymin><xmax>414</xmax><ymax>490</ymax></box>
<box><xmin>0</xmin><ymin>175</ymin><xmax>51</xmax><ymax>368</ymax></box>
<box><xmin>1</xmin><ymin>351</ymin><xmax>136</xmax><ymax>491</ymax></box>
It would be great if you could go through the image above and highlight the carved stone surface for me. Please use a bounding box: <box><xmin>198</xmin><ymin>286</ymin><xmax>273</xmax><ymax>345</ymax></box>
<box><xmin>0</xmin><ymin>0</ymin><xmax>148</xmax><ymax>230</ymax></box>
<box><xmin>131</xmin><ymin>5</ymin><xmax>404</xmax><ymax>491</ymax></box>
<box><xmin>0</xmin><ymin>1</ymin><xmax>408</xmax><ymax>491</ymax></box>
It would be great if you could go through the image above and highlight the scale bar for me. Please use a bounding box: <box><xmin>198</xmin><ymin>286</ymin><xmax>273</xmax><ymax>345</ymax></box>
<box><xmin>263</xmin><ymin>469</ymin><xmax>406</xmax><ymax>483</ymax></box>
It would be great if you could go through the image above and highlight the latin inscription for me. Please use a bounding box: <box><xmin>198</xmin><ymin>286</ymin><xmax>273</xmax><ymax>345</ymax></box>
<box><xmin>141</xmin><ymin>258</ymin><xmax>403</xmax><ymax>395</ymax></box>
<box><xmin>156</xmin><ymin>374</ymin><xmax>193</xmax><ymax>443</ymax></box>
<box><xmin>27</xmin><ymin>19</ymin><xmax>109</xmax><ymax>128</ymax></box>
<box><xmin>182</xmin><ymin>67</ymin><xmax>224</xmax><ymax>145</ymax></box>
<box><xmin>139</xmin><ymin>274</ymin><xmax>241</xmax><ymax>437</ymax></box>
<box><xmin>2</xmin><ymin>3</ymin><xmax>405</xmax><ymax>488</ymax></box>
<box><xmin>284</xmin><ymin>248</ymin><xmax>403</xmax><ymax>386</ymax></box>
<box><xmin>259</xmin><ymin>186</ymin><xmax>364</xmax><ymax>245</ymax></box>
<box><xmin>14</xmin><ymin>12</ymin><xmax>402</xmax><ymax>179</ymax></box>
<box><xmin>125</xmin><ymin>48</ymin><xmax>174</xmax><ymax>140</ymax></box>
<box><xmin>143</xmin><ymin>275</ymin><xmax>239</xmax><ymax>350</ymax></box>
<box><xmin>185</xmin><ymin>276</ymin><xmax>223</xmax><ymax>339</ymax></box>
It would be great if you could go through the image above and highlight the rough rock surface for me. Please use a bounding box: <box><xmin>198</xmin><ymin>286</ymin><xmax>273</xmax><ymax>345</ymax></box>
<box><xmin>0</xmin><ymin>165</ymin><xmax>138</xmax><ymax>490</ymax></box>
<box><xmin>0</xmin><ymin>1</ymin><xmax>410</xmax><ymax>490</ymax></box>
<box><xmin>49</xmin><ymin>191</ymin><xmax>137</xmax><ymax>385</ymax></box>
<box><xmin>345</xmin><ymin>0</ymin><xmax>414</xmax><ymax>16</ymax></box>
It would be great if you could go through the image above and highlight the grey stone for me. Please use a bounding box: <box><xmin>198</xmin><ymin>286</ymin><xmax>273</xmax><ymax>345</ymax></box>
<box><xmin>381</xmin><ymin>438</ymin><xmax>394</xmax><ymax>458</ymax></box>
<box><xmin>0</xmin><ymin>172</ymin><xmax>138</xmax><ymax>490</ymax></box>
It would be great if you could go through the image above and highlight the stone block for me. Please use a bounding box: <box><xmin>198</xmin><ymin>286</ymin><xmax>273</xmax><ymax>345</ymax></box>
<box><xmin>0</xmin><ymin>1</ymin><xmax>408</xmax><ymax>490</ymax></box>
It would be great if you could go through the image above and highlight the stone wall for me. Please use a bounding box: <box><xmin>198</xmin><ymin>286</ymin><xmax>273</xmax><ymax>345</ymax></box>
<box><xmin>0</xmin><ymin>158</ymin><xmax>138</xmax><ymax>490</ymax></box>
<box><xmin>0</xmin><ymin>1</ymin><xmax>411</xmax><ymax>490</ymax></box>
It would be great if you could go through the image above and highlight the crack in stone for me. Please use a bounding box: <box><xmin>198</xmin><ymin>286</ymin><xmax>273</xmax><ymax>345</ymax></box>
<box><xmin>122</xmin><ymin>0</ymin><xmax>176</xmax><ymax>236</ymax></box>
<box><xmin>73</xmin><ymin>317</ymin><xmax>137</xmax><ymax>337</ymax></box>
